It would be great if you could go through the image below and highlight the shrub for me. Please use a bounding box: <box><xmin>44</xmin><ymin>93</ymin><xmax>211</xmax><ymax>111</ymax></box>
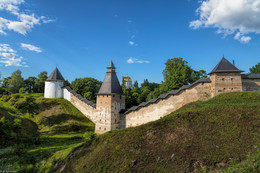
<box><xmin>19</xmin><ymin>87</ymin><xmax>25</xmax><ymax>94</ymax></box>
<box><xmin>1</xmin><ymin>95</ymin><xmax>11</xmax><ymax>102</ymax></box>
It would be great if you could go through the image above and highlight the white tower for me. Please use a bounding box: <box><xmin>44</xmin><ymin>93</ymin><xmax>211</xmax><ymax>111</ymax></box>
<box><xmin>44</xmin><ymin>67</ymin><xmax>65</xmax><ymax>98</ymax></box>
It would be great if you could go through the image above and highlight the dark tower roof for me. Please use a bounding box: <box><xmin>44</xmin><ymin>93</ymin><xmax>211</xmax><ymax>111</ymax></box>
<box><xmin>46</xmin><ymin>67</ymin><xmax>65</xmax><ymax>81</ymax></box>
<box><xmin>209</xmin><ymin>57</ymin><xmax>244</xmax><ymax>75</ymax></box>
<box><xmin>98</xmin><ymin>59</ymin><xmax>123</xmax><ymax>95</ymax></box>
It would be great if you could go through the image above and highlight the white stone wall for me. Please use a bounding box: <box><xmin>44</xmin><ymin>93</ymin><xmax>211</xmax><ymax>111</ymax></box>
<box><xmin>63</xmin><ymin>88</ymin><xmax>71</xmax><ymax>101</ymax></box>
<box><xmin>124</xmin><ymin>83</ymin><xmax>211</xmax><ymax>128</ymax></box>
<box><xmin>44</xmin><ymin>81</ymin><xmax>64</xmax><ymax>98</ymax></box>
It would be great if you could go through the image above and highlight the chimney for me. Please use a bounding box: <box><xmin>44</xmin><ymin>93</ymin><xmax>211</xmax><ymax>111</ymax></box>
<box><xmin>233</xmin><ymin>60</ymin><xmax>235</xmax><ymax>66</ymax></box>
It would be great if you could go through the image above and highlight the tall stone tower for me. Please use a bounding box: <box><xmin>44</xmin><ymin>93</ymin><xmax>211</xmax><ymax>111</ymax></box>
<box><xmin>95</xmin><ymin>59</ymin><xmax>125</xmax><ymax>134</ymax></box>
<box><xmin>44</xmin><ymin>67</ymin><xmax>65</xmax><ymax>98</ymax></box>
<box><xmin>209</xmin><ymin>57</ymin><xmax>243</xmax><ymax>97</ymax></box>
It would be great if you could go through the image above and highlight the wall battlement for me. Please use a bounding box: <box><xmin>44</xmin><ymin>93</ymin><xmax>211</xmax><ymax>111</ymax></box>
<box><xmin>45</xmin><ymin>58</ymin><xmax>260</xmax><ymax>134</ymax></box>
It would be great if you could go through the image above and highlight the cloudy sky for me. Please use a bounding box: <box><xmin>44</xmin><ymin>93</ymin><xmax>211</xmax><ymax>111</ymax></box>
<box><xmin>0</xmin><ymin>0</ymin><xmax>260</xmax><ymax>83</ymax></box>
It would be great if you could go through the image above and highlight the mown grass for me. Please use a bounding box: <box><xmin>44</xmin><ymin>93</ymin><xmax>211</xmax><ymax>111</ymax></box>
<box><xmin>0</xmin><ymin>93</ymin><xmax>94</xmax><ymax>172</ymax></box>
<box><xmin>62</xmin><ymin>92</ymin><xmax>260</xmax><ymax>173</ymax></box>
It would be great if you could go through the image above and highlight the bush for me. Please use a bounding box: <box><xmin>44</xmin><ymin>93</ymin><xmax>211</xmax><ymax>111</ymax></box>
<box><xmin>1</xmin><ymin>95</ymin><xmax>11</xmax><ymax>102</ymax></box>
<box><xmin>19</xmin><ymin>87</ymin><xmax>25</xmax><ymax>94</ymax></box>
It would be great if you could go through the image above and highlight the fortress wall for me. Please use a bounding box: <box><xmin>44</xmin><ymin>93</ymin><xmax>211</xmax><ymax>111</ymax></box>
<box><xmin>63</xmin><ymin>88</ymin><xmax>71</xmax><ymax>101</ymax></box>
<box><xmin>124</xmin><ymin>82</ymin><xmax>211</xmax><ymax>128</ymax></box>
<box><xmin>242</xmin><ymin>79</ymin><xmax>260</xmax><ymax>91</ymax></box>
<box><xmin>70</xmin><ymin>93</ymin><xmax>97</xmax><ymax>123</ymax></box>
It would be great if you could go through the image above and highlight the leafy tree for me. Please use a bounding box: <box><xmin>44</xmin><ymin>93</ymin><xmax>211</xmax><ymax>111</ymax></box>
<box><xmin>250</xmin><ymin>63</ymin><xmax>260</xmax><ymax>74</ymax></box>
<box><xmin>70</xmin><ymin>77</ymin><xmax>102</xmax><ymax>103</ymax></box>
<box><xmin>141</xmin><ymin>79</ymin><xmax>149</xmax><ymax>87</ymax></box>
<box><xmin>7</xmin><ymin>70</ymin><xmax>24</xmax><ymax>93</ymax></box>
<box><xmin>134</xmin><ymin>80</ymin><xmax>139</xmax><ymax>88</ymax></box>
<box><xmin>24</xmin><ymin>76</ymin><xmax>37</xmax><ymax>93</ymax></box>
<box><xmin>35</xmin><ymin>71</ymin><xmax>47</xmax><ymax>93</ymax></box>
<box><xmin>17</xmin><ymin>96</ymin><xmax>39</xmax><ymax>119</ymax></box>
<box><xmin>161</xmin><ymin>58</ymin><xmax>207</xmax><ymax>93</ymax></box>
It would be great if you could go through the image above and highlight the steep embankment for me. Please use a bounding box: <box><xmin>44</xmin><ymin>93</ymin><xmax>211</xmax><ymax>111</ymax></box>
<box><xmin>0</xmin><ymin>93</ymin><xmax>95</xmax><ymax>172</ymax></box>
<box><xmin>62</xmin><ymin>92</ymin><xmax>260</xmax><ymax>173</ymax></box>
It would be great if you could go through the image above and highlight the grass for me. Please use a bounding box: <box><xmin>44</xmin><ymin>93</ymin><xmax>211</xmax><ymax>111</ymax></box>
<box><xmin>0</xmin><ymin>93</ymin><xmax>94</xmax><ymax>172</ymax></box>
<box><xmin>61</xmin><ymin>92</ymin><xmax>260</xmax><ymax>173</ymax></box>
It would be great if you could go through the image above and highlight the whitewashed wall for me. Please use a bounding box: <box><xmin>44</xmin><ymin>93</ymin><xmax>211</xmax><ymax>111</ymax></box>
<box><xmin>44</xmin><ymin>81</ymin><xmax>64</xmax><ymax>98</ymax></box>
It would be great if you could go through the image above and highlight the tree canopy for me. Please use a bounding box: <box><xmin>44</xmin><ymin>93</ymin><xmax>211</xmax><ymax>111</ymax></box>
<box><xmin>250</xmin><ymin>63</ymin><xmax>260</xmax><ymax>74</ymax></box>
<box><xmin>70</xmin><ymin>77</ymin><xmax>102</xmax><ymax>103</ymax></box>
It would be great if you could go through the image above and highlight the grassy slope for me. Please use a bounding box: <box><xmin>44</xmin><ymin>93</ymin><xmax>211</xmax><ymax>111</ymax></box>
<box><xmin>63</xmin><ymin>92</ymin><xmax>260</xmax><ymax>173</ymax></box>
<box><xmin>0</xmin><ymin>93</ymin><xmax>94</xmax><ymax>172</ymax></box>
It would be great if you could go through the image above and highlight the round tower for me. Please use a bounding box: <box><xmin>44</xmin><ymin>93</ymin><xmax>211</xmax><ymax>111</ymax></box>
<box><xmin>95</xmin><ymin>59</ymin><xmax>125</xmax><ymax>134</ymax></box>
<box><xmin>44</xmin><ymin>67</ymin><xmax>65</xmax><ymax>98</ymax></box>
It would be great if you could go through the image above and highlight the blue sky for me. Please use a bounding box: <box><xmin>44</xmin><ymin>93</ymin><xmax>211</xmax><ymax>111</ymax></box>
<box><xmin>0</xmin><ymin>0</ymin><xmax>260</xmax><ymax>84</ymax></box>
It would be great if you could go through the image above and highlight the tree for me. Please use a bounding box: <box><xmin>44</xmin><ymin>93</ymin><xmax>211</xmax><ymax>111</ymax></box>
<box><xmin>70</xmin><ymin>77</ymin><xmax>102</xmax><ymax>103</ymax></box>
<box><xmin>141</xmin><ymin>79</ymin><xmax>149</xmax><ymax>87</ymax></box>
<box><xmin>7</xmin><ymin>70</ymin><xmax>24</xmax><ymax>93</ymax></box>
<box><xmin>134</xmin><ymin>80</ymin><xmax>139</xmax><ymax>88</ymax></box>
<box><xmin>35</xmin><ymin>71</ymin><xmax>47</xmax><ymax>93</ymax></box>
<box><xmin>250</xmin><ymin>63</ymin><xmax>260</xmax><ymax>74</ymax></box>
<box><xmin>24</xmin><ymin>76</ymin><xmax>37</xmax><ymax>93</ymax></box>
<box><xmin>161</xmin><ymin>58</ymin><xmax>207</xmax><ymax>93</ymax></box>
<box><xmin>17</xmin><ymin>96</ymin><xmax>39</xmax><ymax>119</ymax></box>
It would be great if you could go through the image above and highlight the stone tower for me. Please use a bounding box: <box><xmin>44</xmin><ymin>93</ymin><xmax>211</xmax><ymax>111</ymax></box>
<box><xmin>209</xmin><ymin>57</ymin><xmax>243</xmax><ymax>97</ymax></box>
<box><xmin>95</xmin><ymin>59</ymin><xmax>125</xmax><ymax>134</ymax></box>
<box><xmin>44</xmin><ymin>67</ymin><xmax>65</xmax><ymax>98</ymax></box>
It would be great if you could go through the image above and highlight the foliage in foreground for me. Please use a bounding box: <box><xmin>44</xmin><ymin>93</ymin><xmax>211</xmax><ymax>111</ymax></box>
<box><xmin>62</xmin><ymin>92</ymin><xmax>260</xmax><ymax>173</ymax></box>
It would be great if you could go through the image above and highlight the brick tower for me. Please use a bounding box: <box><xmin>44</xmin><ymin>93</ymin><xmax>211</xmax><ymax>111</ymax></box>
<box><xmin>95</xmin><ymin>59</ymin><xmax>125</xmax><ymax>134</ymax></box>
<box><xmin>209</xmin><ymin>57</ymin><xmax>244</xmax><ymax>97</ymax></box>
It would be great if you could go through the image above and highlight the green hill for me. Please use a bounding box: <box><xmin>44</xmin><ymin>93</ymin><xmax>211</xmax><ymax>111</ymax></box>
<box><xmin>0</xmin><ymin>93</ymin><xmax>94</xmax><ymax>172</ymax></box>
<box><xmin>60</xmin><ymin>92</ymin><xmax>260</xmax><ymax>173</ymax></box>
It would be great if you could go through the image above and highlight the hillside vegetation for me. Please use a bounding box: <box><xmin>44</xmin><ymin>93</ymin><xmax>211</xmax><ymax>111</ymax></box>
<box><xmin>0</xmin><ymin>93</ymin><xmax>94</xmax><ymax>172</ymax></box>
<box><xmin>62</xmin><ymin>92</ymin><xmax>260</xmax><ymax>173</ymax></box>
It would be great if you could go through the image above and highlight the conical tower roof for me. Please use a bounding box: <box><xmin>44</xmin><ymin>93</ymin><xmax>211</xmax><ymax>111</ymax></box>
<box><xmin>209</xmin><ymin>57</ymin><xmax>244</xmax><ymax>74</ymax></box>
<box><xmin>98</xmin><ymin>59</ymin><xmax>123</xmax><ymax>95</ymax></box>
<box><xmin>47</xmin><ymin>67</ymin><xmax>65</xmax><ymax>81</ymax></box>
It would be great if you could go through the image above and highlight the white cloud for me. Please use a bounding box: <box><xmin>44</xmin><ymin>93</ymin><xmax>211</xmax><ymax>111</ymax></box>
<box><xmin>190</xmin><ymin>0</ymin><xmax>260</xmax><ymax>43</ymax></box>
<box><xmin>128</xmin><ymin>41</ymin><xmax>135</xmax><ymax>46</ymax></box>
<box><xmin>0</xmin><ymin>44</ymin><xmax>27</xmax><ymax>67</ymax></box>
<box><xmin>0</xmin><ymin>0</ymin><xmax>53</xmax><ymax>35</ymax></box>
<box><xmin>21</xmin><ymin>43</ymin><xmax>42</xmax><ymax>52</ymax></box>
<box><xmin>126</xmin><ymin>57</ymin><xmax>150</xmax><ymax>64</ymax></box>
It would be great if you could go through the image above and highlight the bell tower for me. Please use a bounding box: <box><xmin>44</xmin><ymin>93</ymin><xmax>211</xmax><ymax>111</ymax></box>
<box><xmin>95</xmin><ymin>59</ymin><xmax>125</xmax><ymax>134</ymax></box>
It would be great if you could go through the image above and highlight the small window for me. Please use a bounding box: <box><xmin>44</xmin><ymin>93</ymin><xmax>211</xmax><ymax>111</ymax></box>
<box><xmin>120</xmin><ymin>95</ymin><xmax>122</xmax><ymax>99</ymax></box>
<box><xmin>231</xmin><ymin>78</ymin><xmax>234</xmax><ymax>81</ymax></box>
<box><xmin>99</xmin><ymin>127</ymin><xmax>101</xmax><ymax>130</ymax></box>
<box><xmin>115</xmin><ymin>119</ymin><xmax>117</xmax><ymax>123</ymax></box>
<box><xmin>113</xmin><ymin>95</ymin><xmax>115</xmax><ymax>97</ymax></box>
<box><xmin>222</xmin><ymin>78</ymin><xmax>225</xmax><ymax>81</ymax></box>
<box><xmin>223</xmin><ymin>88</ymin><xmax>226</xmax><ymax>90</ymax></box>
